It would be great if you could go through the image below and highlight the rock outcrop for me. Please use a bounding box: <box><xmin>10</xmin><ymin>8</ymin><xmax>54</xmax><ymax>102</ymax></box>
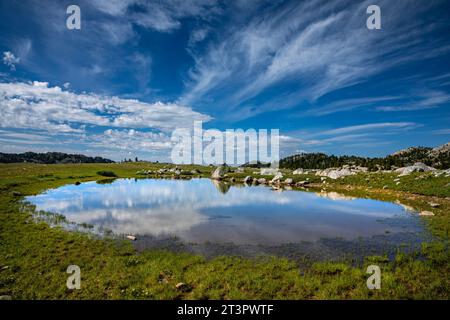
<box><xmin>243</xmin><ymin>176</ymin><xmax>253</xmax><ymax>184</ymax></box>
<box><xmin>395</xmin><ymin>162</ymin><xmax>436</xmax><ymax>176</ymax></box>
<box><xmin>211</xmin><ymin>166</ymin><xmax>229</xmax><ymax>180</ymax></box>
<box><xmin>270</xmin><ymin>172</ymin><xmax>283</xmax><ymax>183</ymax></box>
<box><xmin>260</xmin><ymin>168</ymin><xmax>279</xmax><ymax>175</ymax></box>
<box><xmin>315</xmin><ymin>168</ymin><xmax>356</xmax><ymax>180</ymax></box>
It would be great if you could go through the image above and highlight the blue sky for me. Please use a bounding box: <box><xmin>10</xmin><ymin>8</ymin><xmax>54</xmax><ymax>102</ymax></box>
<box><xmin>0</xmin><ymin>0</ymin><xmax>449</xmax><ymax>161</ymax></box>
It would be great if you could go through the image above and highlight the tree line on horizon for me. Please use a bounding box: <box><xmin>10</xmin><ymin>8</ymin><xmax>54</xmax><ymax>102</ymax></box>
<box><xmin>1</xmin><ymin>143</ymin><xmax>449</xmax><ymax>169</ymax></box>
<box><xmin>0</xmin><ymin>152</ymin><xmax>114</xmax><ymax>164</ymax></box>
<box><xmin>279</xmin><ymin>146</ymin><xmax>450</xmax><ymax>170</ymax></box>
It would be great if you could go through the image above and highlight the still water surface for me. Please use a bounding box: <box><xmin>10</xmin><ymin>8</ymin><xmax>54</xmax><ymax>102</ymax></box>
<box><xmin>26</xmin><ymin>178</ymin><xmax>425</xmax><ymax>249</ymax></box>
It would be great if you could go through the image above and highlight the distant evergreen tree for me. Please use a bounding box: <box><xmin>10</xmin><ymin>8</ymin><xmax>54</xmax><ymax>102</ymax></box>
<box><xmin>0</xmin><ymin>152</ymin><xmax>114</xmax><ymax>164</ymax></box>
<box><xmin>279</xmin><ymin>145</ymin><xmax>449</xmax><ymax>171</ymax></box>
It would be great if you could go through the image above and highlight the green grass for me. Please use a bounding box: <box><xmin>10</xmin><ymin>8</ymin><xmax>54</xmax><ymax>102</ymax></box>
<box><xmin>0</xmin><ymin>163</ymin><xmax>449</xmax><ymax>299</ymax></box>
<box><xmin>96</xmin><ymin>170</ymin><xmax>118</xmax><ymax>178</ymax></box>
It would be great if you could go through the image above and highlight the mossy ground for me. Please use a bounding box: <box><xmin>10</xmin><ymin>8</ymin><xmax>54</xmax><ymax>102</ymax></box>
<box><xmin>0</xmin><ymin>163</ymin><xmax>449</xmax><ymax>299</ymax></box>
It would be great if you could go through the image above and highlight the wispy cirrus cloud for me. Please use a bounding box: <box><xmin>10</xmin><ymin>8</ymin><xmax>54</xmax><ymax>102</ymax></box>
<box><xmin>432</xmin><ymin>129</ymin><xmax>450</xmax><ymax>135</ymax></box>
<box><xmin>280</xmin><ymin>122</ymin><xmax>421</xmax><ymax>156</ymax></box>
<box><xmin>91</xmin><ymin>0</ymin><xmax>222</xmax><ymax>33</ymax></box>
<box><xmin>0</xmin><ymin>0</ymin><xmax>448</xmax><ymax>160</ymax></box>
<box><xmin>375</xmin><ymin>90</ymin><xmax>450</xmax><ymax>112</ymax></box>
<box><xmin>181</xmin><ymin>0</ymin><xmax>450</xmax><ymax>120</ymax></box>
<box><xmin>317</xmin><ymin>122</ymin><xmax>419</xmax><ymax>136</ymax></box>
<box><xmin>305</xmin><ymin>96</ymin><xmax>403</xmax><ymax>116</ymax></box>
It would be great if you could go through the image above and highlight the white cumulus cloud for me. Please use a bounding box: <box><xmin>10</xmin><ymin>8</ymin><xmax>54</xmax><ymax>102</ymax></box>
<box><xmin>2</xmin><ymin>52</ymin><xmax>20</xmax><ymax>71</ymax></box>
<box><xmin>0</xmin><ymin>81</ymin><xmax>211</xmax><ymax>133</ymax></box>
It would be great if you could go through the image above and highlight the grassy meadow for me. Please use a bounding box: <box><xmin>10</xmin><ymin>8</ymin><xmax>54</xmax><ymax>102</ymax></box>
<box><xmin>0</xmin><ymin>163</ymin><xmax>449</xmax><ymax>299</ymax></box>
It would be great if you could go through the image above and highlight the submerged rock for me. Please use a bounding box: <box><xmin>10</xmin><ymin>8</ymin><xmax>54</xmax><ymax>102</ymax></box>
<box><xmin>394</xmin><ymin>200</ymin><xmax>415</xmax><ymax>212</ymax></box>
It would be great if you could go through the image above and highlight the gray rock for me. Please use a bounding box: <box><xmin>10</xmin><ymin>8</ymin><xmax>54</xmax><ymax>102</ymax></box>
<box><xmin>316</xmin><ymin>168</ymin><xmax>355</xmax><ymax>180</ymax></box>
<box><xmin>429</xmin><ymin>202</ymin><xmax>440</xmax><ymax>208</ymax></box>
<box><xmin>352</xmin><ymin>166</ymin><xmax>368</xmax><ymax>173</ymax></box>
<box><xmin>175</xmin><ymin>282</ymin><xmax>192</xmax><ymax>292</ymax></box>
<box><xmin>395</xmin><ymin>162</ymin><xmax>436</xmax><ymax>176</ymax></box>
<box><xmin>243</xmin><ymin>176</ymin><xmax>253</xmax><ymax>184</ymax></box>
<box><xmin>284</xmin><ymin>178</ymin><xmax>293</xmax><ymax>185</ymax></box>
<box><xmin>270</xmin><ymin>172</ymin><xmax>283</xmax><ymax>183</ymax></box>
<box><xmin>211</xmin><ymin>166</ymin><xmax>229</xmax><ymax>180</ymax></box>
<box><xmin>260</xmin><ymin>168</ymin><xmax>279</xmax><ymax>175</ymax></box>
<box><xmin>0</xmin><ymin>295</ymin><xmax>12</xmax><ymax>300</ymax></box>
